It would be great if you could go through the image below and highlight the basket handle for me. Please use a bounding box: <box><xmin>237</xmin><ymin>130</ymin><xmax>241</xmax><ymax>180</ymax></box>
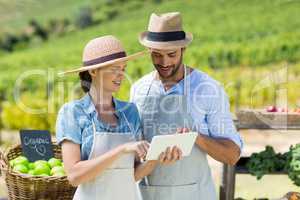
<box><xmin>0</xmin><ymin>149</ymin><xmax>8</xmax><ymax>172</ymax></box>
<box><xmin>0</xmin><ymin>144</ymin><xmax>21</xmax><ymax>171</ymax></box>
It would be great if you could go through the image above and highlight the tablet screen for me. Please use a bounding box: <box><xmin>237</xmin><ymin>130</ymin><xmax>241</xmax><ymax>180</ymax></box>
<box><xmin>146</xmin><ymin>132</ymin><xmax>198</xmax><ymax>160</ymax></box>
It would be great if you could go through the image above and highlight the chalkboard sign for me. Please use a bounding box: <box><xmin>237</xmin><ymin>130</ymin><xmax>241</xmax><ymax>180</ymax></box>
<box><xmin>20</xmin><ymin>130</ymin><xmax>54</xmax><ymax>162</ymax></box>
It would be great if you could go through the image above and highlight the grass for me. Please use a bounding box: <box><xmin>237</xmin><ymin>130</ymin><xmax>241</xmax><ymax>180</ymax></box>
<box><xmin>0</xmin><ymin>0</ymin><xmax>95</xmax><ymax>33</ymax></box>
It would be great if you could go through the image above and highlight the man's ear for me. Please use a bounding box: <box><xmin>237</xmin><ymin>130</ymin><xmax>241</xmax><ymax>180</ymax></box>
<box><xmin>181</xmin><ymin>47</ymin><xmax>186</xmax><ymax>53</ymax></box>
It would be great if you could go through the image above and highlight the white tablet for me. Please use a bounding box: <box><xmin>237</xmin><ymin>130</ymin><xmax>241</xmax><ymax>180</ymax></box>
<box><xmin>145</xmin><ymin>132</ymin><xmax>198</xmax><ymax>161</ymax></box>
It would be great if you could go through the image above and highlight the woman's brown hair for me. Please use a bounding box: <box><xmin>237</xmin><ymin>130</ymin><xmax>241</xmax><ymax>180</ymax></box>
<box><xmin>79</xmin><ymin>71</ymin><xmax>92</xmax><ymax>93</ymax></box>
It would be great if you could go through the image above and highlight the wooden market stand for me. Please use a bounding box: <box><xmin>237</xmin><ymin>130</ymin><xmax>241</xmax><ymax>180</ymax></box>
<box><xmin>219</xmin><ymin>115</ymin><xmax>300</xmax><ymax>200</ymax></box>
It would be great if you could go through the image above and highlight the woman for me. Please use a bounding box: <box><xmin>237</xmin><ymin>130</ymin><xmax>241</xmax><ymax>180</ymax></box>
<box><xmin>56</xmin><ymin>35</ymin><xmax>153</xmax><ymax>200</ymax></box>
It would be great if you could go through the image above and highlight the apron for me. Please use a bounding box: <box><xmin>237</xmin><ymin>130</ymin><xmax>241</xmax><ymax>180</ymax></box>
<box><xmin>138</xmin><ymin>66</ymin><xmax>217</xmax><ymax>200</ymax></box>
<box><xmin>73</xmin><ymin>112</ymin><xmax>141</xmax><ymax>200</ymax></box>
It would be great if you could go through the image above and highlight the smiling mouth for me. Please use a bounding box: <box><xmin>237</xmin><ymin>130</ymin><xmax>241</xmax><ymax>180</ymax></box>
<box><xmin>159</xmin><ymin>66</ymin><xmax>171</xmax><ymax>71</ymax></box>
<box><xmin>112</xmin><ymin>81</ymin><xmax>121</xmax><ymax>86</ymax></box>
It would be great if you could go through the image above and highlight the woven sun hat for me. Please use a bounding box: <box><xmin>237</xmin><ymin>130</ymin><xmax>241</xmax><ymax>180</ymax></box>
<box><xmin>58</xmin><ymin>35</ymin><xmax>145</xmax><ymax>75</ymax></box>
<box><xmin>139</xmin><ymin>12</ymin><xmax>193</xmax><ymax>50</ymax></box>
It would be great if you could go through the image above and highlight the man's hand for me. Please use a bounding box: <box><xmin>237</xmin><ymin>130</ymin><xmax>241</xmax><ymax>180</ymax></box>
<box><xmin>158</xmin><ymin>146</ymin><xmax>182</xmax><ymax>165</ymax></box>
<box><xmin>177</xmin><ymin>127</ymin><xmax>240</xmax><ymax>165</ymax></box>
<box><xmin>176</xmin><ymin>127</ymin><xmax>190</xmax><ymax>134</ymax></box>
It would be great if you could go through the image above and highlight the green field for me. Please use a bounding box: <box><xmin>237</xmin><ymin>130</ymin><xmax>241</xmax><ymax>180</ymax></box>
<box><xmin>0</xmin><ymin>0</ymin><xmax>95</xmax><ymax>33</ymax></box>
<box><xmin>1</xmin><ymin>0</ymin><xmax>300</xmax><ymax>131</ymax></box>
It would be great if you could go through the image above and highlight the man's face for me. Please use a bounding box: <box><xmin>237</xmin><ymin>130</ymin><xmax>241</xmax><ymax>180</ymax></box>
<box><xmin>150</xmin><ymin>48</ymin><xmax>183</xmax><ymax>79</ymax></box>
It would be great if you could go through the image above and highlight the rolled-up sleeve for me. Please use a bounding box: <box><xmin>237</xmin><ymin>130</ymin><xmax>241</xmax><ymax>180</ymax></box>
<box><xmin>205</xmin><ymin>85</ymin><xmax>243</xmax><ymax>151</ymax></box>
<box><xmin>56</xmin><ymin>103</ymin><xmax>82</xmax><ymax>145</ymax></box>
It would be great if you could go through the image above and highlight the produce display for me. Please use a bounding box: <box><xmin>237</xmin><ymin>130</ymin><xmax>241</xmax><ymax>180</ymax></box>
<box><xmin>9</xmin><ymin>156</ymin><xmax>65</xmax><ymax>177</ymax></box>
<box><xmin>288</xmin><ymin>144</ymin><xmax>300</xmax><ymax>186</ymax></box>
<box><xmin>246</xmin><ymin>146</ymin><xmax>288</xmax><ymax>179</ymax></box>
<box><xmin>236</xmin><ymin>107</ymin><xmax>300</xmax><ymax>129</ymax></box>
<box><xmin>266</xmin><ymin>106</ymin><xmax>300</xmax><ymax>113</ymax></box>
<box><xmin>246</xmin><ymin>144</ymin><xmax>300</xmax><ymax>186</ymax></box>
<box><xmin>284</xmin><ymin>192</ymin><xmax>300</xmax><ymax>200</ymax></box>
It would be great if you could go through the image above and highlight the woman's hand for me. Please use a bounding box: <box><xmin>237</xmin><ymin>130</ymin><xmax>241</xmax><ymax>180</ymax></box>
<box><xmin>158</xmin><ymin>146</ymin><xmax>183</xmax><ymax>165</ymax></box>
<box><xmin>122</xmin><ymin>141</ymin><xmax>150</xmax><ymax>160</ymax></box>
<box><xmin>156</xmin><ymin>128</ymin><xmax>189</xmax><ymax>165</ymax></box>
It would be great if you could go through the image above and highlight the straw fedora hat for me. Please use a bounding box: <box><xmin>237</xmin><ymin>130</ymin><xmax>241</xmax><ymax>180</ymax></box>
<box><xmin>58</xmin><ymin>35</ymin><xmax>144</xmax><ymax>75</ymax></box>
<box><xmin>139</xmin><ymin>12</ymin><xmax>193</xmax><ymax>49</ymax></box>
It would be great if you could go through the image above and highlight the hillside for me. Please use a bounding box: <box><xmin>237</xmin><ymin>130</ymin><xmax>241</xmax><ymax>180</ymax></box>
<box><xmin>0</xmin><ymin>0</ymin><xmax>299</xmax><ymax>131</ymax></box>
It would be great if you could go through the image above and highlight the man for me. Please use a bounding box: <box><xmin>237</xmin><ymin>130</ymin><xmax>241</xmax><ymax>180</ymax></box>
<box><xmin>130</xmin><ymin>12</ymin><xmax>243</xmax><ymax>200</ymax></box>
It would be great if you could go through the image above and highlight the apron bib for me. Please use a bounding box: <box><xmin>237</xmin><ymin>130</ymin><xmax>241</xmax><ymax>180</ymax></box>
<box><xmin>139</xmin><ymin>66</ymin><xmax>217</xmax><ymax>200</ymax></box>
<box><xmin>73</xmin><ymin>113</ymin><xmax>141</xmax><ymax>200</ymax></box>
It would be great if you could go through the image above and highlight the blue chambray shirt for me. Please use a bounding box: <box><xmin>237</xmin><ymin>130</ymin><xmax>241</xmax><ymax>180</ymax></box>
<box><xmin>56</xmin><ymin>93</ymin><xmax>141</xmax><ymax>160</ymax></box>
<box><xmin>130</xmin><ymin>68</ymin><xmax>243</xmax><ymax>152</ymax></box>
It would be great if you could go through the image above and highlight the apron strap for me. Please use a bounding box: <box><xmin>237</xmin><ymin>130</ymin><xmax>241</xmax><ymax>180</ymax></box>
<box><xmin>88</xmin><ymin>120</ymin><xmax>97</xmax><ymax>160</ymax></box>
<box><xmin>183</xmin><ymin>65</ymin><xmax>188</xmax><ymax>96</ymax></box>
<box><xmin>183</xmin><ymin>65</ymin><xmax>191</xmax><ymax>113</ymax></box>
<box><xmin>92</xmin><ymin>120</ymin><xmax>97</xmax><ymax>138</ymax></box>
<box><xmin>140</xmin><ymin>71</ymin><xmax>156</xmax><ymax>110</ymax></box>
<box><xmin>121</xmin><ymin>112</ymin><xmax>136</xmax><ymax>139</ymax></box>
<box><xmin>146</xmin><ymin>71</ymin><xmax>156</xmax><ymax>97</ymax></box>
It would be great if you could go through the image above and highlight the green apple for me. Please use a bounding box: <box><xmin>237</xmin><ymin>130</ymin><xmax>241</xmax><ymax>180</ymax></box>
<box><xmin>28</xmin><ymin>170</ymin><xmax>35</xmax><ymax>175</ymax></box>
<box><xmin>34</xmin><ymin>160</ymin><xmax>49</xmax><ymax>168</ymax></box>
<box><xmin>13</xmin><ymin>164</ymin><xmax>28</xmax><ymax>174</ymax></box>
<box><xmin>34</xmin><ymin>163</ymin><xmax>51</xmax><ymax>175</ymax></box>
<box><xmin>53</xmin><ymin>171</ymin><xmax>66</xmax><ymax>176</ymax></box>
<box><xmin>28</xmin><ymin>163</ymin><xmax>35</xmax><ymax>170</ymax></box>
<box><xmin>48</xmin><ymin>158</ymin><xmax>62</xmax><ymax>168</ymax></box>
<box><xmin>38</xmin><ymin>174</ymin><xmax>49</xmax><ymax>177</ymax></box>
<box><xmin>50</xmin><ymin>166</ymin><xmax>65</xmax><ymax>175</ymax></box>
<box><xmin>14</xmin><ymin>156</ymin><xmax>29</xmax><ymax>167</ymax></box>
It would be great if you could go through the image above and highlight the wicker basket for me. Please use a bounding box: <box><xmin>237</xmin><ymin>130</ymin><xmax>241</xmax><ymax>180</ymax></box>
<box><xmin>0</xmin><ymin>143</ymin><xmax>76</xmax><ymax>200</ymax></box>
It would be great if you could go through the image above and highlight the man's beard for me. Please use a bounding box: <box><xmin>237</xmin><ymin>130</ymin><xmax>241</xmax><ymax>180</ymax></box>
<box><xmin>154</xmin><ymin>53</ymin><xmax>183</xmax><ymax>80</ymax></box>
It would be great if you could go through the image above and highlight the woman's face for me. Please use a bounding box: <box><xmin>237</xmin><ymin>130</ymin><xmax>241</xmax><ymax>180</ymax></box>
<box><xmin>90</xmin><ymin>62</ymin><xmax>126</xmax><ymax>93</ymax></box>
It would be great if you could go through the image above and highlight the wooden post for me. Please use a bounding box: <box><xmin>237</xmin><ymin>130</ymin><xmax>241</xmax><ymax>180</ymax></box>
<box><xmin>234</xmin><ymin>80</ymin><xmax>242</xmax><ymax>113</ymax></box>
<box><xmin>220</xmin><ymin>120</ymin><xmax>239</xmax><ymax>200</ymax></box>
<box><xmin>219</xmin><ymin>164</ymin><xmax>236</xmax><ymax>200</ymax></box>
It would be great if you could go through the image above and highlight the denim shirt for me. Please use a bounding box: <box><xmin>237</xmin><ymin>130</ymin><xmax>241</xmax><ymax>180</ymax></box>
<box><xmin>56</xmin><ymin>93</ymin><xmax>141</xmax><ymax>160</ymax></box>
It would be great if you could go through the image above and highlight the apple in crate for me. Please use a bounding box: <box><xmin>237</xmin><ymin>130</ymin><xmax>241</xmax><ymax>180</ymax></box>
<box><xmin>13</xmin><ymin>164</ymin><xmax>29</xmax><ymax>174</ymax></box>
<box><xmin>266</xmin><ymin>106</ymin><xmax>277</xmax><ymax>112</ymax></box>
<box><xmin>33</xmin><ymin>161</ymin><xmax>51</xmax><ymax>175</ymax></box>
<box><xmin>48</xmin><ymin>158</ymin><xmax>62</xmax><ymax>168</ymax></box>
<box><xmin>277</xmin><ymin>107</ymin><xmax>288</xmax><ymax>112</ymax></box>
<box><xmin>51</xmin><ymin>166</ymin><xmax>66</xmax><ymax>176</ymax></box>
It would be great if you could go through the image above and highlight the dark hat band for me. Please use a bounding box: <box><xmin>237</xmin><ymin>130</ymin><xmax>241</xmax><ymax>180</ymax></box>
<box><xmin>147</xmin><ymin>31</ymin><xmax>186</xmax><ymax>42</ymax></box>
<box><xmin>83</xmin><ymin>51</ymin><xmax>126</xmax><ymax>66</ymax></box>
